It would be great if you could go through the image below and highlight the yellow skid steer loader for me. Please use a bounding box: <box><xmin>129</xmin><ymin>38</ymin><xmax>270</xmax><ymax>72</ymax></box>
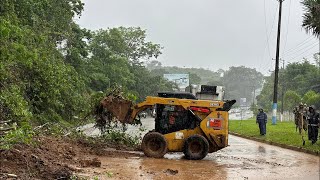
<box><xmin>99</xmin><ymin>90</ymin><xmax>235</xmax><ymax>160</ymax></box>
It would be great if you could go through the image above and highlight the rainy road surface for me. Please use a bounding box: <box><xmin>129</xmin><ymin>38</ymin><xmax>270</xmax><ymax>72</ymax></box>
<box><xmin>80</xmin><ymin>118</ymin><xmax>320</xmax><ymax>180</ymax></box>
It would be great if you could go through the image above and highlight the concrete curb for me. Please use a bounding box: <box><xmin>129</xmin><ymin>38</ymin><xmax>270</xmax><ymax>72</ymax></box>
<box><xmin>229</xmin><ymin>132</ymin><xmax>320</xmax><ymax>156</ymax></box>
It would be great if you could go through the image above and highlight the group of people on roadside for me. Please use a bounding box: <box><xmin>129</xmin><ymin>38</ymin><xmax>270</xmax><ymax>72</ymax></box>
<box><xmin>293</xmin><ymin>103</ymin><xmax>320</xmax><ymax>144</ymax></box>
<box><xmin>255</xmin><ymin>104</ymin><xmax>319</xmax><ymax>145</ymax></box>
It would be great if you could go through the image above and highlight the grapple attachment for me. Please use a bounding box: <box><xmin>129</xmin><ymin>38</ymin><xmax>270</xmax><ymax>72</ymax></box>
<box><xmin>99</xmin><ymin>95</ymin><xmax>133</xmax><ymax>123</ymax></box>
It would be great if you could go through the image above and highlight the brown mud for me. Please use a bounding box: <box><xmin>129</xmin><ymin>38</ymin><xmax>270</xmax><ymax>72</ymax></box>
<box><xmin>0</xmin><ymin>136</ymin><xmax>138</xmax><ymax>179</ymax></box>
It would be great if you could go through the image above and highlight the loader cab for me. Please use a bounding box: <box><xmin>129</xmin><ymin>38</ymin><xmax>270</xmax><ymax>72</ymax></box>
<box><xmin>154</xmin><ymin>92</ymin><xmax>200</xmax><ymax>134</ymax></box>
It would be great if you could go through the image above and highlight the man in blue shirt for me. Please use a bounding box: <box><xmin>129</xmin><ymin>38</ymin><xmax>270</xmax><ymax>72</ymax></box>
<box><xmin>256</xmin><ymin>108</ymin><xmax>268</xmax><ymax>135</ymax></box>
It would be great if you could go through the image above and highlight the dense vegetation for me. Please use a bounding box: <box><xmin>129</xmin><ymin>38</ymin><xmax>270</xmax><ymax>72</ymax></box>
<box><xmin>0</xmin><ymin>0</ymin><xmax>175</xmax><ymax>146</ymax></box>
<box><xmin>257</xmin><ymin>58</ymin><xmax>320</xmax><ymax>112</ymax></box>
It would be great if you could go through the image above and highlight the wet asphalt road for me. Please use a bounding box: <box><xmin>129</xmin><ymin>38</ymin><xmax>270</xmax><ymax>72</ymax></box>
<box><xmin>139</xmin><ymin>117</ymin><xmax>319</xmax><ymax>179</ymax></box>
<box><xmin>81</xmin><ymin>117</ymin><xmax>320</xmax><ymax>179</ymax></box>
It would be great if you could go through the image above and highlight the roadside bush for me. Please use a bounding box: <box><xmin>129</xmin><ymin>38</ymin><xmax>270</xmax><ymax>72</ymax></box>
<box><xmin>0</xmin><ymin>123</ymin><xmax>33</xmax><ymax>149</ymax></box>
<box><xmin>102</xmin><ymin>129</ymin><xmax>140</xmax><ymax>147</ymax></box>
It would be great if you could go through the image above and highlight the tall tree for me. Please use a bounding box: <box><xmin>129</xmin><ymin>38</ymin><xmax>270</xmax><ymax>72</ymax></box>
<box><xmin>222</xmin><ymin>66</ymin><xmax>264</xmax><ymax>105</ymax></box>
<box><xmin>302</xmin><ymin>0</ymin><xmax>320</xmax><ymax>37</ymax></box>
<box><xmin>0</xmin><ymin>0</ymin><xmax>88</xmax><ymax>124</ymax></box>
<box><xmin>87</xmin><ymin>27</ymin><xmax>173</xmax><ymax>100</ymax></box>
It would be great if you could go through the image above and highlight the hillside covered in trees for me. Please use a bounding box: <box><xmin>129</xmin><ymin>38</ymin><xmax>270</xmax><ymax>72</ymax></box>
<box><xmin>0</xmin><ymin>0</ymin><xmax>176</xmax><ymax>145</ymax></box>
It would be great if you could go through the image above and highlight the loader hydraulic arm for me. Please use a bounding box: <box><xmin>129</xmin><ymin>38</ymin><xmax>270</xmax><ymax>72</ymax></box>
<box><xmin>100</xmin><ymin>95</ymin><xmax>234</xmax><ymax>124</ymax></box>
<box><xmin>127</xmin><ymin>101</ymin><xmax>154</xmax><ymax>123</ymax></box>
<box><xmin>126</xmin><ymin>96</ymin><xmax>178</xmax><ymax>123</ymax></box>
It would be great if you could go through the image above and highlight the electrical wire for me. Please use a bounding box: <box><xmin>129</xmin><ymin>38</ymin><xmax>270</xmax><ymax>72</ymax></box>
<box><xmin>283</xmin><ymin>36</ymin><xmax>314</xmax><ymax>55</ymax></box>
<box><xmin>259</xmin><ymin>0</ymin><xmax>278</xmax><ymax>74</ymax></box>
<box><xmin>281</xmin><ymin>0</ymin><xmax>292</xmax><ymax>56</ymax></box>
<box><xmin>302</xmin><ymin>52</ymin><xmax>319</xmax><ymax>60</ymax></box>
<box><xmin>286</xmin><ymin>43</ymin><xmax>319</xmax><ymax>60</ymax></box>
<box><xmin>263</xmin><ymin>0</ymin><xmax>274</xmax><ymax>61</ymax></box>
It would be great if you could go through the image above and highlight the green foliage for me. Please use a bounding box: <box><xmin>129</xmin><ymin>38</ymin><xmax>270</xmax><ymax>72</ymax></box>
<box><xmin>304</xmin><ymin>90</ymin><xmax>320</xmax><ymax>108</ymax></box>
<box><xmin>87</xmin><ymin>27</ymin><xmax>174</xmax><ymax>102</ymax></box>
<box><xmin>222</xmin><ymin>66</ymin><xmax>264</xmax><ymax>104</ymax></box>
<box><xmin>0</xmin><ymin>1</ymin><xmax>174</xmax><ymax>149</ymax></box>
<box><xmin>258</xmin><ymin>60</ymin><xmax>320</xmax><ymax>111</ymax></box>
<box><xmin>302</xmin><ymin>0</ymin><xmax>320</xmax><ymax>37</ymax></box>
<box><xmin>283</xmin><ymin>60</ymin><xmax>320</xmax><ymax>95</ymax></box>
<box><xmin>0</xmin><ymin>123</ymin><xmax>33</xmax><ymax>149</ymax></box>
<box><xmin>102</xmin><ymin>129</ymin><xmax>140</xmax><ymax>147</ymax></box>
<box><xmin>302</xmin><ymin>90</ymin><xmax>317</xmax><ymax>103</ymax></box>
<box><xmin>69</xmin><ymin>125</ymin><xmax>141</xmax><ymax>149</ymax></box>
<box><xmin>284</xmin><ymin>90</ymin><xmax>301</xmax><ymax>111</ymax></box>
<box><xmin>0</xmin><ymin>0</ymin><xmax>89</xmax><ymax>147</ymax></box>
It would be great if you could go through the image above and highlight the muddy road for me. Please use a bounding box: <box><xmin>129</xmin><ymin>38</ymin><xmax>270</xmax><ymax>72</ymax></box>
<box><xmin>79</xmin><ymin>117</ymin><xmax>319</xmax><ymax>180</ymax></box>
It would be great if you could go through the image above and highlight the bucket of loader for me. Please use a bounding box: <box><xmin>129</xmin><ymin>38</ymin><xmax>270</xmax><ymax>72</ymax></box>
<box><xmin>99</xmin><ymin>95</ymin><xmax>133</xmax><ymax>123</ymax></box>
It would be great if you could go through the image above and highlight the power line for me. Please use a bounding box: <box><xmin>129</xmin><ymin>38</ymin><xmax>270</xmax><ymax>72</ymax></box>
<box><xmin>283</xmin><ymin>36</ymin><xmax>314</xmax><ymax>55</ymax></box>
<box><xmin>283</xmin><ymin>39</ymin><xmax>318</xmax><ymax>56</ymax></box>
<box><xmin>281</xmin><ymin>0</ymin><xmax>292</xmax><ymax>56</ymax></box>
<box><xmin>284</xmin><ymin>43</ymin><xmax>318</xmax><ymax>61</ymax></box>
<box><xmin>263</xmin><ymin>0</ymin><xmax>276</xmax><ymax>60</ymax></box>
<box><xmin>286</xmin><ymin>43</ymin><xmax>319</xmax><ymax>60</ymax></box>
<box><xmin>259</xmin><ymin>0</ymin><xmax>278</xmax><ymax>73</ymax></box>
<box><xmin>302</xmin><ymin>52</ymin><xmax>319</xmax><ymax>60</ymax></box>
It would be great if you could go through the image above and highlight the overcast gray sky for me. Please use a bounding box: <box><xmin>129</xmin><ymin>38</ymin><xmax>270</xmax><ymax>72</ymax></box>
<box><xmin>77</xmin><ymin>0</ymin><xmax>319</xmax><ymax>74</ymax></box>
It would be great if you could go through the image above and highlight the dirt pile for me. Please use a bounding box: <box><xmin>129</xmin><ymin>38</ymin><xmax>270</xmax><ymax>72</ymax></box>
<box><xmin>0</xmin><ymin>136</ymin><xmax>110</xmax><ymax>179</ymax></box>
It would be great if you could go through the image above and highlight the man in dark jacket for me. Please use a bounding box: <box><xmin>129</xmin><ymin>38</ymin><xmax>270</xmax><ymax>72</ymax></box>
<box><xmin>307</xmin><ymin>106</ymin><xmax>319</xmax><ymax>144</ymax></box>
<box><xmin>256</xmin><ymin>108</ymin><xmax>267</xmax><ymax>135</ymax></box>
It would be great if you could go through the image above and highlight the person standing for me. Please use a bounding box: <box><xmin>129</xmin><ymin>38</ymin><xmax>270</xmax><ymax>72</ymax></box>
<box><xmin>256</xmin><ymin>108</ymin><xmax>268</xmax><ymax>135</ymax></box>
<box><xmin>307</xmin><ymin>106</ymin><xmax>319</xmax><ymax>144</ymax></box>
<box><xmin>293</xmin><ymin>106</ymin><xmax>299</xmax><ymax>132</ymax></box>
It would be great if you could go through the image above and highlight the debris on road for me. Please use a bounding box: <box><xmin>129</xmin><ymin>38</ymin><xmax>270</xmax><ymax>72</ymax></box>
<box><xmin>164</xmin><ymin>168</ymin><xmax>179</xmax><ymax>175</ymax></box>
<box><xmin>80</xmin><ymin>158</ymin><xmax>101</xmax><ymax>167</ymax></box>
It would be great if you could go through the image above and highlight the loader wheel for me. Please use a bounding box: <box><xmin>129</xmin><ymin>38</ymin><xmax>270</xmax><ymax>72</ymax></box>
<box><xmin>141</xmin><ymin>132</ymin><xmax>168</xmax><ymax>158</ymax></box>
<box><xmin>183</xmin><ymin>134</ymin><xmax>209</xmax><ymax>160</ymax></box>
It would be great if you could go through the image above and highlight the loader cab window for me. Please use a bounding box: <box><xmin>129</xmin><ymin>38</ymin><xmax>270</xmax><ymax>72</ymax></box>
<box><xmin>155</xmin><ymin>104</ymin><xmax>197</xmax><ymax>134</ymax></box>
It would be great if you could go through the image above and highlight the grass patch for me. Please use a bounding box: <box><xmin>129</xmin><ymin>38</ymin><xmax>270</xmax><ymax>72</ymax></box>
<box><xmin>229</xmin><ymin>119</ymin><xmax>320</xmax><ymax>154</ymax></box>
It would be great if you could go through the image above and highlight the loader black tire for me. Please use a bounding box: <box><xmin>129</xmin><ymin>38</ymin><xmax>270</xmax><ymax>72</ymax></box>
<box><xmin>183</xmin><ymin>134</ymin><xmax>209</xmax><ymax>160</ymax></box>
<box><xmin>141</xmin><ymin>132</ymin><xmax>168</xmax><ymax>158</ymax></box>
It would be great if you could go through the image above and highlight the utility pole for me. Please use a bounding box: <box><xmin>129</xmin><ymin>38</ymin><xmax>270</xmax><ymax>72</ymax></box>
<box><xmin>272</xmin><ymin>0</ymin><xmax>284</xmax><ymax>125</ymax></box>
<box><xmin>250</xmin><ymin>85</ymin><xmax>256</xmax><ymax>106</ymax></box>
<box><xmin>253</xmin><ymin>87</ymin><xmax>256</xmax><ymax>106</ymax></box>
<box><xmin>280</xmin><ymin>59</ymin><xmax>285</xmax><ymax>115</ymax></box>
